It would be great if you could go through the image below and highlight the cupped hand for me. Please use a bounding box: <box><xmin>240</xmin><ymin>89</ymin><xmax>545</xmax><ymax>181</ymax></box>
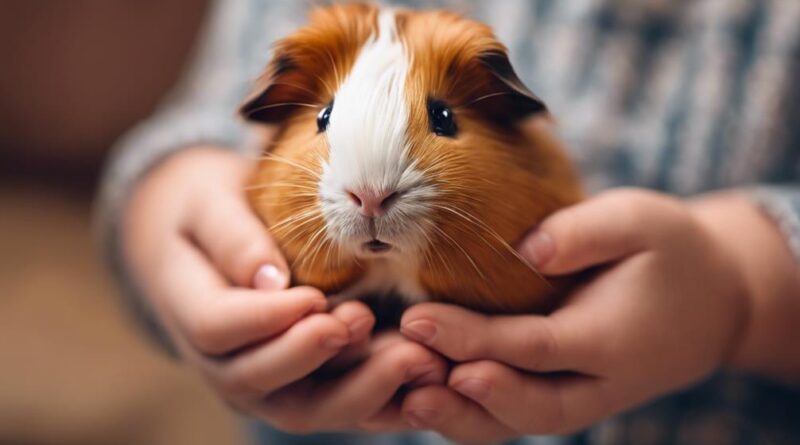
<box><xmin>395</xmin><ymin>189</ymin><xmax>751</xmax><ymax>443</ymax></box>
<box><xmin>124</xmin><ymin>147</ymin><xmax>447</xmax><ymax>432</ymax></box>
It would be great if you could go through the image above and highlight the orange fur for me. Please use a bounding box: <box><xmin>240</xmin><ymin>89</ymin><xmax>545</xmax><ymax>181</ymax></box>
<box><xmin>244</xmin><ymin>4</ymin><xmax>378</xmax><ymax>291</ymax></box>
<box><xmin>244</xmin><ymin>5</ymin><xmax>582</xmax><ymax>313</ymax></box>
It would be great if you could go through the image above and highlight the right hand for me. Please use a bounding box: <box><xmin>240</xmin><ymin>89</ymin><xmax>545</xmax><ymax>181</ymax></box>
<box><xmin>123</xmin><ymin>147</ymin><xmax>446</xmax><ymax>431</ymax></box>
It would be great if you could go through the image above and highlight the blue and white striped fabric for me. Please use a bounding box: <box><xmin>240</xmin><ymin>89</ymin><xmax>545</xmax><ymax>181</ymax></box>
<box><xmin>97</xmin><ymin>1</ymin><xmax>800</xmax><ymax>444</ymax></box>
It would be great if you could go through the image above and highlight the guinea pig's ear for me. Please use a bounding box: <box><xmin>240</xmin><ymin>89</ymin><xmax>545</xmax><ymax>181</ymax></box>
<box><xmin>473</xmin><ymin>50</ymin><xmax>548</xmax><ymax>121</ymax></box>
<box><xmin>239</xmin><ymin>54</ymin><xmax>317</xmax><ymax>124</ymax></box>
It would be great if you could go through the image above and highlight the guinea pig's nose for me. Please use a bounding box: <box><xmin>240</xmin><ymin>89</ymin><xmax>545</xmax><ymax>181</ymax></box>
<box><xmin>346</xmin><ymin>189</ymin><xmax>399</xmax><ymax>218</ymax></box>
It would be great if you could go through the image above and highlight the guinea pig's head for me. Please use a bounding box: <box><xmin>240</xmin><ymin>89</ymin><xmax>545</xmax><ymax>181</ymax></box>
<box><xmin>243</xmin><ymin>5</ymin><xmax>582</xmax><ymax>312</ymax></box>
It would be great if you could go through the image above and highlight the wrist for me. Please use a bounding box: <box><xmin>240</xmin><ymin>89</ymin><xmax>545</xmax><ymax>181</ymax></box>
<box><xmin>689</xmin><ymin>192</ymin><xmax>800</xmax><ymax>384</ymax></box>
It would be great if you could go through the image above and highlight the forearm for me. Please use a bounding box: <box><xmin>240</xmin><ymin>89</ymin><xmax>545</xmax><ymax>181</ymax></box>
<box><xmin>689</xmin><ymin>192</ymin><xmax>800</xmax><ymax>384</ymax></box>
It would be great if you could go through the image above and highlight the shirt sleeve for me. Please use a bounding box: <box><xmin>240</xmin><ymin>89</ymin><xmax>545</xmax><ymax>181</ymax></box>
<box><xmin>93</xmin><ymin>0</ymin><xmax>306</xmax><ymax>352</ymax></box>
<box><xmin>752</xmin><ymin>185</ymin><xmax>800</xmax><ymax>262</ymax></box>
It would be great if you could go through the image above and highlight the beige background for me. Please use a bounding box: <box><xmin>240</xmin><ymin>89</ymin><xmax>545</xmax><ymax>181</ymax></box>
<box><xmin>0</xmin><ymin>2</ymin><xmax>247</xmax><ymax>444</ymax></box>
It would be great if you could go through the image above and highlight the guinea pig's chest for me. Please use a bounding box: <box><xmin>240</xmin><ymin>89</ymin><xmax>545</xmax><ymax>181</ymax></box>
<box><xmin>243</xmin><ymin>4</ymin><xmax>585</xmax><ymax>314</ymax></box>
<box><xmin>333</xmin><ymin>256</ymin><xmax>430</xmax><ymax>305</ymax></box>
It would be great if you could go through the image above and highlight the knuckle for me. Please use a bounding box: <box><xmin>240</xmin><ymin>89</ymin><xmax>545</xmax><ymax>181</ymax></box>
<box><xmin>551</xmin><ymin>214</ymin><xmax>597</xmax><ymax>259</ymax></box>
<box><xmin>301</xmin><ymin>313</ymin><xmax>350</xmax><ymax>346</ymax></box>
<box><xmin>387</xmin><ymin>341</ymin><xmax>435</xmax><ymax>371</ymax></box>
<box><xmin>444</xmin><ymin>316</ymin><xmax>489</xmax><ymax>361</ymax></box>
<box><xmin>224</xmin><ymin>238</ymin><xmax>270</xmax><ymax>284</ymax></box>
<box><xmin>219</xmin><ymin>365</ymin><xmax>264</xmax><ymax>397</ymax></box>
<box><xmin>607</xmin><ymin>189</ymin><xmax>677</xmax><ymax>225</ymax></box>
<box><xmin>306</xmin><ymin>312</ymin><xmax>348</xmax><ymax>335</ymax></box>
<box><xmin>456</xmin><ymin>360</ymin><xmax>503</xmax><ymax>387</ymax></box>
<box><xmin>452</xmin><ymin>334</ymin><xmax>486</xmax><ymax>362</ymax></box>
<box><xmin>608</xmin><ymin>196</ymin><xmax>643</xmax><ymax>230</ymax></box>
<box><xmin>185</xmin><ymin>309</ymin><xmax>226</xmax><ymax>355</ymax></box>
<box><xmin>606</xmin><ymin>189</ymin><xmax>689</xmax><ymax>238</ymax></box>
<box><xmin>521</xmin><ymin>321</ymin><xmax>558</xmax><ymax>370</ymax></box>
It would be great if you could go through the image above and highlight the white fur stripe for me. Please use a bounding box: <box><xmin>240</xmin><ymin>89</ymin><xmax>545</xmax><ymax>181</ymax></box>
<box><xmin>323</xmin><ymin>9</ymin><xmax>411</xmax><ymax>195</ymax></box>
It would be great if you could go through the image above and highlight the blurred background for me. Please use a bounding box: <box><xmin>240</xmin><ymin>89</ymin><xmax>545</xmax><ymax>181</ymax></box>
<box><xmin>0</xmin><ymin>1</ymin><xmax>247</xmax><ymax>444</ymax></box>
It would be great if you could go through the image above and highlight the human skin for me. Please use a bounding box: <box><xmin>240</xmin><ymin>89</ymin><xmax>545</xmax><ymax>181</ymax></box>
<box><xmin>124</xmin><ymin>148</ymin><xmax>800</xmax><ymax>439</ymax></box>
<box><xmin>388</xmin><ymin>189</ymin><xmax>800</xmax><ymax>444</ymax></box>
<box><xmin>123</xmin><ymin>147</ymin><xmax>449</xmax><ymax>432</ymax></box>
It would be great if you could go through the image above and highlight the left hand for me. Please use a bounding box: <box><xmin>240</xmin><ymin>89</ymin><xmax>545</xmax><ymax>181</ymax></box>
<box><xmin>250</xmin><ymin>330</ymin><xmax>449</xmax><ymax>434</ymax></box>
<box><xmin>390</xmin><ymin>189</ymin><xmax>754</xmax><ymax>443</ymax></box>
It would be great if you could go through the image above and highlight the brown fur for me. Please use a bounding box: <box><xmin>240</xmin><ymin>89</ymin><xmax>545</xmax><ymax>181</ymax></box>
<box><xmin>244</xmin><ymin>5</ymin><xmax>582</xmax><ymax>313</ymax></box>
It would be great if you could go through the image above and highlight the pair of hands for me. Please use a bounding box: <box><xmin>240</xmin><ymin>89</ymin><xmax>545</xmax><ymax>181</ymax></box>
<box><xmin>124</xmin><ymin>148</ymin><xmax>796</xmax><ymax>443</ymax></box>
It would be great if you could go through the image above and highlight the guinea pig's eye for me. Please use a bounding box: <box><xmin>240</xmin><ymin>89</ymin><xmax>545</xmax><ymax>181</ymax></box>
<box><xmin>317</xmin><ymin>101</ymin><xmax>333</xmax><ymax>133</ymax></box>
<box><xmin>428</xmin><ymin>99</ymin><xmax>457</xmax><ymax>137</ymax></box>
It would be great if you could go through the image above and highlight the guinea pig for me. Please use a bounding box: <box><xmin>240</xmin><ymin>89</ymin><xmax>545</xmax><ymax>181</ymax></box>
<box><xmin>241</xmin><ymin>4</ymin><xmax>582</xmax><ymax>314</ymax></box>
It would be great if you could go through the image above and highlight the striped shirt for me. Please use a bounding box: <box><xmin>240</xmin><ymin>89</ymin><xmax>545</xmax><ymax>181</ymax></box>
<box><xmin>97</xmin><ymin>1</ymin><xmax>800</xmax><ymax>444</ymax></box>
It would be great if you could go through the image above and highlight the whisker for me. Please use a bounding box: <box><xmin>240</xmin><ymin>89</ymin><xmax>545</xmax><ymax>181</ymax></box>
<box><xmin>461</xmin><ymin>91</ymin><xmax>515</xmax><ymax>108</ymax></box>
<box><xmin>430</xmin><ymin>224</ymin><xmax>488</xmax><ymax>284</ymax></box>
<box><xmin>436</xmin><ymin>204</ymin><xmax>552</xmax><ymax>289</ymax></box>
<box><xmin>253</xmin><ymin>191</ymin><xmax>318</xmax><ymax>200</ymax></box>
<box><xmin>245</xmin><ymin>102</ymin><xmax>321</xmax><ymax>114</ymax></box>
<box><xmin>270</xmin><ymin>209</ymin><xmax>321</xmax><ymax>234</ymax></box>
<box><xmin>294</xmin><ymin>225</ymin><xmax>329</xmax><ymax>270</ymax></box>
<box><xmin>259</xmin><ymin>153</ymin><xmax>322</xmax><ymax>179</ymax></box>
<box><xmin>304</xmin><ymin>233</ymin><xmax>332</xmax><ymax>273</ymax></box>
<box><xmin>245</xmin><ymin>182</ymin><xmax>319</xmax><ymax>192</ymax></box>
<box><xmin>244</xmin><ymin>182</ymin><xmax>313</xmax><ymax>192</ymax></box>
<box><xmin>413</xmin><ymin>220</ymin><xmax>454</xmax><ymax>281</ymax></box>
<box><xmin>269</xmin><ymin>82</ymin><xmax>321</xmax><ymax>98</ymax></box>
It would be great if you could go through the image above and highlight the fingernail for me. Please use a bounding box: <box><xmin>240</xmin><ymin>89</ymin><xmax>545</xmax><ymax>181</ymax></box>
<box><xmin>321</xmin><ymin>336</ymin><xmax>349</xmax><ymax>349</ymax></box>
<box><xmin>405</xmin><ymin>364</ymin><xmax>437</xmax><ymax>382</ymax></box>
<box><xmin>405</xmin><ymin>409</ymin><xmax>439</xmax><ymax>428</ymax></box>
<box><xmin>254</xmin><ymin>264</ymin><xmax>288</xmax><ymax>290</ymax></box>
<box><xmin>452</xmin><ymin>378</ymin><xmax>491</xmax><ymax>402</ymax></box>
<box><xmin>521</xmin><ymin>231</ymin><xmax>555</xmax><ymax>267</ymax></box>
<box><xmin>401</xmin><ymin>320</ymin><xmax>437</xmax><ymax>345</ymax></box>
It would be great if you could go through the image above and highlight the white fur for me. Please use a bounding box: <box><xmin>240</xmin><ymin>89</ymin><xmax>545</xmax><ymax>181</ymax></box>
<box><xmin>324</xmin><ymin>9</ymin><xmax>410</xmax><ymax>196</ymax></box>
<box><xmin>318</xmin><ymin>9</ymin><xmax>435</xmax><ymax>302</ymax></box>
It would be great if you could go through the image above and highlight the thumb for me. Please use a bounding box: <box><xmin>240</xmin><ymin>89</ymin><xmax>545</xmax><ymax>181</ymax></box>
<box><xmin>188</xmin><ymin>191</ymin><xmax>290</xmax><ymax>290</ymax></box>
<box><xmin>519</xmin><ymin>190</ymin><xmax>670</xmax><ymax>275</ymax></box>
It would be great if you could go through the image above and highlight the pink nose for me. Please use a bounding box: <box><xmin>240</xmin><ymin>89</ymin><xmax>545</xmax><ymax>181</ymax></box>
<box><xmin>347</xmin><ymin>189</ymin><xmax>399</xmax><ymax>218</ymax></box>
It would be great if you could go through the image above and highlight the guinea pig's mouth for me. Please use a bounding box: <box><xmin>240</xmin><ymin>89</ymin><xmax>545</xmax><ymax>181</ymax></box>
<box><xmin>362</xmin><ymin>239</ymin><xmax>392</xmax><ymax>254</ymax></box>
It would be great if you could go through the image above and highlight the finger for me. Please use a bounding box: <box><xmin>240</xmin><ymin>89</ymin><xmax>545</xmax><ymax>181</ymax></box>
<box><xmin>318</xmin><ymin>301</ymin><xmax>375</xmax><ymax>372</ymax></box>
<box><xmin>518</xmin><ymin>189</ymin><xmax>682</xmax><ymax>275</ymax></box>
<box><xmin>259</xmin><ymin>338</ymin><xmax>448</xmax><ymax>431</ymax></box>
<box><xmin>449</xmin><ymin>360</ymin><xmax>611</xmax><ymax>435</ymax></box>
<box><xmin>357</xmin><ymin>400</ymin><xmax>409</xmax><ymax>433</ymax></box>
<box><xmin>160</xmin><ymin>238</ymin><xmax>327</xmax><ymax>355</ymax></box>
<box><xmin>401</xmin><ymin>303</ymin><xmax>600</xmax><ymax>373</ymax></box>
<box><xmin>218</xmin><ymin>313</ymin><xmax>352</xmax><ymax>396</ymax></box>
<box><xmin>321</xmin><ymin>338</ymin><xmax>370</xmax><ymax>372</ymax></box>
<box><xmin>180</xmin><ymin>287</ymin><xmax>328</xmax><ymax>356</ymax></box>
<box><xmin>330</xmin><ymin>300</ymin><xmax>375</xmax><ymax>344</ymax></box>
<box><xmin>402</xmin><ymin>386</ymin><xmax>515</xmax><ymax>444</ymax></box>
<box><xmin>189</xmin><ymin>190</ymin><xmax>290</xmax><ymax>289</ymax></box>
